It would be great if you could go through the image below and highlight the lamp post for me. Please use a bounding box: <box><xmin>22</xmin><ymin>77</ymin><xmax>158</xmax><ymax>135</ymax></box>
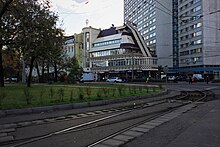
<box><xmin>131</xmin><ymin>49</ymin><xmax>134</xmax><ymax>81</ymax></box>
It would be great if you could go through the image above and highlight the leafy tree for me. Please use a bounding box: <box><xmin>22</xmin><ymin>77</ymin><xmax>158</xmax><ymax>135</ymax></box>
<box><xmin>0</xmin><ymin>0</ymin><xmax>64</xmax><ymax>87</ymax></box>
<box><xmin>67</xmin><ymin>57</ymin><xmax>83</xmax><ymax>83</ymax></box>
<box><xmin>2</xmin><ymin>47</ymin><xmax>20</xmax><ymax>81</ymax></box>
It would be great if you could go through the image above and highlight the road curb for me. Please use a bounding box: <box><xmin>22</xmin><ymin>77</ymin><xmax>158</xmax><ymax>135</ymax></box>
<box><xmin>0</xmin><ymin>90</ymin><xmax>169</xmax><ymax>117</ymax></box>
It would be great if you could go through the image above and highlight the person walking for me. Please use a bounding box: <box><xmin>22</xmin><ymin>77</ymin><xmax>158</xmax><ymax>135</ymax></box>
<box><xmin>189</xmin><ymin>76</ymin><xmax>192</xmax><ymax>84</ymax></box>
<box><xmin>206</xmin><ymin>76</ymin><xmax>209</xmax><ymax>84</ymax></box>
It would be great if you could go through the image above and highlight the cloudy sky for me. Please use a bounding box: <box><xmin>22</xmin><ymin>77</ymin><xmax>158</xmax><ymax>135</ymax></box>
<box><xmin>50</xmin><ymin>0</ymin><xmax>124</xmax><ymax>35</ymax></box>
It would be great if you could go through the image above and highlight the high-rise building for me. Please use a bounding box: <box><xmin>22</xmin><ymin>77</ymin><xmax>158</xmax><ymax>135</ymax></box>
<box><xmin>124</xmin><ymin>0</ymin><xmax>220</xmax><ymax>79</ymax></box>
<box><xmin>124</xmin><ymin>0</ymin><xmax>173</xmax><ymax>68</ymax></box>
<box><xmin>178</xmin><ymin>0</ymin><xmax>220</xmax><ymax>79</ymax></box>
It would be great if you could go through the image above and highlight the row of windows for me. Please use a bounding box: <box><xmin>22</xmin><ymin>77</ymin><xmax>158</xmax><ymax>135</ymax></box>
<box><xmin>179</xmin><ymin>22</ymin><xmax>202</xmax><ymax>34</ymax></box>
<box><xmin>180</xmin><ymin>48</ymin><xmax>202</xmax><ymax>56</ymax></box>
<box><xmin>180</xmin><ymin>30</ymin><xmax>202</xmax><ymax>41</ymax></box>
<box><xmin>146</xmin><ymin>39</ymin><xmax>156</xmax><ymax>45</ymax></box>
<box><xmin>144</xmin><ymin>32</ymin><xmax>156</xmax><ymax>40</ymax></box>
<box><xmin>137</xmin><ymin>16</ymin><xmax>156</xmax><ymax>31</ymax></box>
<box><xmin>143</xmin><ymin>25</ymin><xmax>156</xmax><ymax>34</ymax></box>
<box><xmin>128</xmin><ymin>10</ymin><xmax>156</xmax><ymax>25</ymax></box>
<box><xmin>180</xmin><ymin>13</ymin><xmax>202</xmax><ymax>26</ymax></box>
<box><xmin>124</xmin><ymin>0</ymin><xmax>153</xmax><ymax>16</ymax></box>
<box><xmin>90</xmin><ymin>48</ymin><xmax>126</xmax><ymax>57</ymax></box>
<box><xmin>92</xmin><ymin>58</ymin><xmax>157</xmax><ymax>68</ymax></box>
<box><xmin>108</xmin><ymin>58</ymin><xmax>156</xmax><ymax>67</ymax></box>
<box><xmin>180</xmin><ymin>56</ymin><xmax>202</xmax><ymax>64</ymax></box>
<box><xmin>93</xmin><ymin>39</ymin><xmax>121</xmax><ymax>47</ymax></box>
<box><xmin>179</xmin><ymin>0</ymin><xmax>201</xmax><ymax>12</ymax></box>
<box><xmin>180</xmin><ymin>39</ymin><xmax>202</xmax><ymax>49</ymax></box>
<box><xmin>180</xmin><ymin>9</ymin><xmax>202</xmax><ymax>22</ymax></box>
<box><xmin>125</xmin><ymin>0</ymin><xmax>155</xmax><ymax>21</ymax></box>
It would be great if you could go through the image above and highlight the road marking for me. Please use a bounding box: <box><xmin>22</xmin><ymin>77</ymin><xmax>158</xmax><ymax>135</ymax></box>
<box><xmin>205</xmin><ymin>87</ymin><xmax>218</xmax><ymax>90</ymax></box>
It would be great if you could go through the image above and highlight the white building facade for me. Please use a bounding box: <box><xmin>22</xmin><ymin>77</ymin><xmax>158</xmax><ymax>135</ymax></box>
<box><xmin>81</xmin><ymin>24</ymin><xmax>158</xmax><ymax>81</ymax></box>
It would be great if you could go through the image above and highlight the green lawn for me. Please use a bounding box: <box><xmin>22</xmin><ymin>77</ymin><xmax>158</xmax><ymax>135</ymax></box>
<box><xmin>0</xmin><ymin>83</ymin><xmax>163</xmax><ymax>110</ymax></box>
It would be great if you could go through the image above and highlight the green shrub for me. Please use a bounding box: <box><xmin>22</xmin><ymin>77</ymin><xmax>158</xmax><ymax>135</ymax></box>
<box><xmin>39</xmin><ymin>88</ymin><xmax>46</xmax><ymax>104</ymax></box>
<box><xmin>49</xmin><ymin>87</ymin><xmax>54</xmax><ymax>100</ymax></box>
<box><xmin>78</xmin><ymin>88</ymin><xmax>84</xmax><ymax>100</ymax></box>
<box><xmin>132</xmin><ymin>86</ymin><xmax>137</xmax><ymax>94</ymax></box>
<box><xmin>96</xmin><ymin>89</ymin><xmax>102</xmax><ymax>98</ymax></box>
<box><xmin>153</xmin><ymin>87</ymin><xmax>156</xmax><ymax>92</ymax></box>
<box><xmin>146</xmin><ymin>87</ymin><xmax>149</xmax><ymax>93</ymax></box>
<box><xmin>138</xmin><ymin>86</ymin><xmax>143</xmax><ymax>93</ymax></box>
<box><xmin>118</xmin><ymin>86</ymin><xmax>123</xmax><ymax>96</ymax></box>
<box><xmin>102</xmin><ymin>88</ymin><xmax>109</xmax><ymax>97</ymax></box>
<box><xmin>86</xmin><ymin>87</ymin><xmax>92</xmax><ymax>98</ymax></box>
<box><xmin>0</xmin><ymin>90</ymin><xmax>6</xmax><ymax>108</ymax></box>
<box><xmin>70</xmin><ymin>90</ymin><xmax>74</xmax><ymax>102</ymax></box>
<box><xmin>158</xmin><ymin>84</ymin><xmax>163</xmax><ymax>90</ymax></box>
<box><xmin>128</xmin><ymin>86</ymin><xmax>133</xmax><ymax>94</ymax></box>
<box><xmin>57</xmin><ymin>88</ymin><xmax>64</xmax><ymax>102</ymax></box>
<box><xmin>23</xmin><ymin>88</ymin><xmax>32</xmax><ymax>104</ymax></box>
<box><xmin>112</xmin><ymin>88</ymin><xmax>116</xmax><ymax>97</ymax></box>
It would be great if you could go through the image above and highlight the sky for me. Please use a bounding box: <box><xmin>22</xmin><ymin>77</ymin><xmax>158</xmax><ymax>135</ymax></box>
<box><xmin>50</xmin><ymin>0</ymin><xmax>124</xmax><ymax>35</ymax></box>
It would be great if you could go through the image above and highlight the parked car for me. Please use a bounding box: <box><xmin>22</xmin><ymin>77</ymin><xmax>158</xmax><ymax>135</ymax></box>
<box><xmin>168</xmin><ymin>76</ymin><xmax>176</xmax><ymax>81</ymax></box>
<box><xmin>6</xmin><ymin>76</ymin><xmax>18</xmax><ymax>82</ymax></box>
<box><xmin>106</xmin><ymin>77</ymin><xmax>122</xmax><ymax>83</ymax></box>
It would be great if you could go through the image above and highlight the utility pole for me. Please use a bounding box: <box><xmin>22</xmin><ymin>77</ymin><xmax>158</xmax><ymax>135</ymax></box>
<box><xmin>163</xmin><ymin>65</ymin><xmax>168</xmax><ymax>85</ymax></box>
<box><xmin>132</xmin><ymin>50</ymin><xmax>134</xmax><ymax>81</ymax></box>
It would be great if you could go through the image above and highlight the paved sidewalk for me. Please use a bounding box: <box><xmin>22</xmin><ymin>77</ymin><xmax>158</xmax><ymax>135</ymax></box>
<box><xmin>167</xmin><ymin>100</ymin><xmax>220</xmax><ymax>147</ymax></box>
<box><xmin>124</xmin><ymin>99</ymin><xmax>220</xmax><ymax>147</ymax></box>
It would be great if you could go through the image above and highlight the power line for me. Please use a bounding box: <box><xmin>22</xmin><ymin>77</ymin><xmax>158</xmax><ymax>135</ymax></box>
<box><xmin>154</xmin><ymin>0</ymin><xmax>173</xmax><ymax>14</ymax></box>
<box><xmin>209</xmin><ymin>9</ymin><xmax>220</xmax><ymax>15</ymax></box>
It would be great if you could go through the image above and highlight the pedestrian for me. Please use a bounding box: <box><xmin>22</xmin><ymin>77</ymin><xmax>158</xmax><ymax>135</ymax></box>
<box><xmin>206</xmin><ymin>76</ymin><xmax>209</xmax><ymax>84</ymax></box>
<box><xmin>189</xmin><ymin>76</ymin><xmax>192</xmax><ymax>84</ymax></box>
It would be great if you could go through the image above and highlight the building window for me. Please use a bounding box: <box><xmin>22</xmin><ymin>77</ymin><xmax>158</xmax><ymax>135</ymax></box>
<box><xmin>93</xmin><ymin>39</ymin><xmax>121</xmax><ymax>47</ymax></box>
<box><xmin>193</xmin><ymin>5</ymin><xmax>201</xmax><ymax>12</ymax></box>
<box><xmin>194</xmin><ymin>0</ymin><xmax>201</xmax><ymax>4</ymax></box>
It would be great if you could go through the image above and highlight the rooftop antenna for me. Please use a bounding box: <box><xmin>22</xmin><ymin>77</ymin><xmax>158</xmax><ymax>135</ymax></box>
<box><xmin>86</xmin><ymin>19</ymin><xmax>89</xmax><ymax>26</ymax></box>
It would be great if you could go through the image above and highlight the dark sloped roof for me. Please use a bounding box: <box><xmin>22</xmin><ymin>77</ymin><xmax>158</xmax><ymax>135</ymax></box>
<box><xmin>97</xmin><ymin>27</ymin><xmax>118</xmax><ymax>38</ymax></box>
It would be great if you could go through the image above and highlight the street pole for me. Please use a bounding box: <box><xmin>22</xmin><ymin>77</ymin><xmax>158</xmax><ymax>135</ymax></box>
<box><xmin>163</xmin><ymin>65</ymin><xmax>168</xmax><ymax>86</ymax></box>
<box><xmin>132</xmin><ymin>50</ymin><xmax>134</xmax><ymax>81</ymax></box>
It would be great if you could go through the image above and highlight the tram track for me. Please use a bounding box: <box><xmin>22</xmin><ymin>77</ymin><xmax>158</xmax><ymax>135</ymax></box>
<box><xmin>0</xmin><ymin>90</ymin><xmax>215</xmax><ymax>147</ymax></box>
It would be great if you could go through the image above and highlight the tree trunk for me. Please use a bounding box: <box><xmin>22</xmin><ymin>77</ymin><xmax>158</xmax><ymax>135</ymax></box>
<box><xmin>27</xmin><ymin>57</ymin><xmax>35</xmax><ymax>87</ymax></box>
<box><xmin>0</xmin><ymin>45</ymin><xmax>4</xmax><ymax>87</ymax></box>
<box><xmin>41</xmin><ymin>61</ymin><xmax>45</xmax><ymax>82</ymax></box>
<box><xmin>35</xmin><ymin>61</ymin><xmax>40</xmax><ymax>83</ymax></box>
<box><xmin>54</xmin><ymin>62</ymin><xmax>58</xmax><ymax>82</ymax></box>
<box><xmin>47</xmin><ymin>63</ymin><xmax>49</xmax><ymax>82</ymax></box>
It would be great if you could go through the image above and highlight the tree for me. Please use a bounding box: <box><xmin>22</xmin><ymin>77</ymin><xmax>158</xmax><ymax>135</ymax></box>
<box><xmin>2</xmin><ymin>47</ymin><xmax>20</xmax><ymax>81</ymax></box>
<box><xmin>67</xmin><ymin>57</ymin><xmax>83</xmax><ymax>83</ymax></box>
<box><xmin>0</xmin><ymin>0</ymin><xmax>64</xmax><ymax>87</ymax></box>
